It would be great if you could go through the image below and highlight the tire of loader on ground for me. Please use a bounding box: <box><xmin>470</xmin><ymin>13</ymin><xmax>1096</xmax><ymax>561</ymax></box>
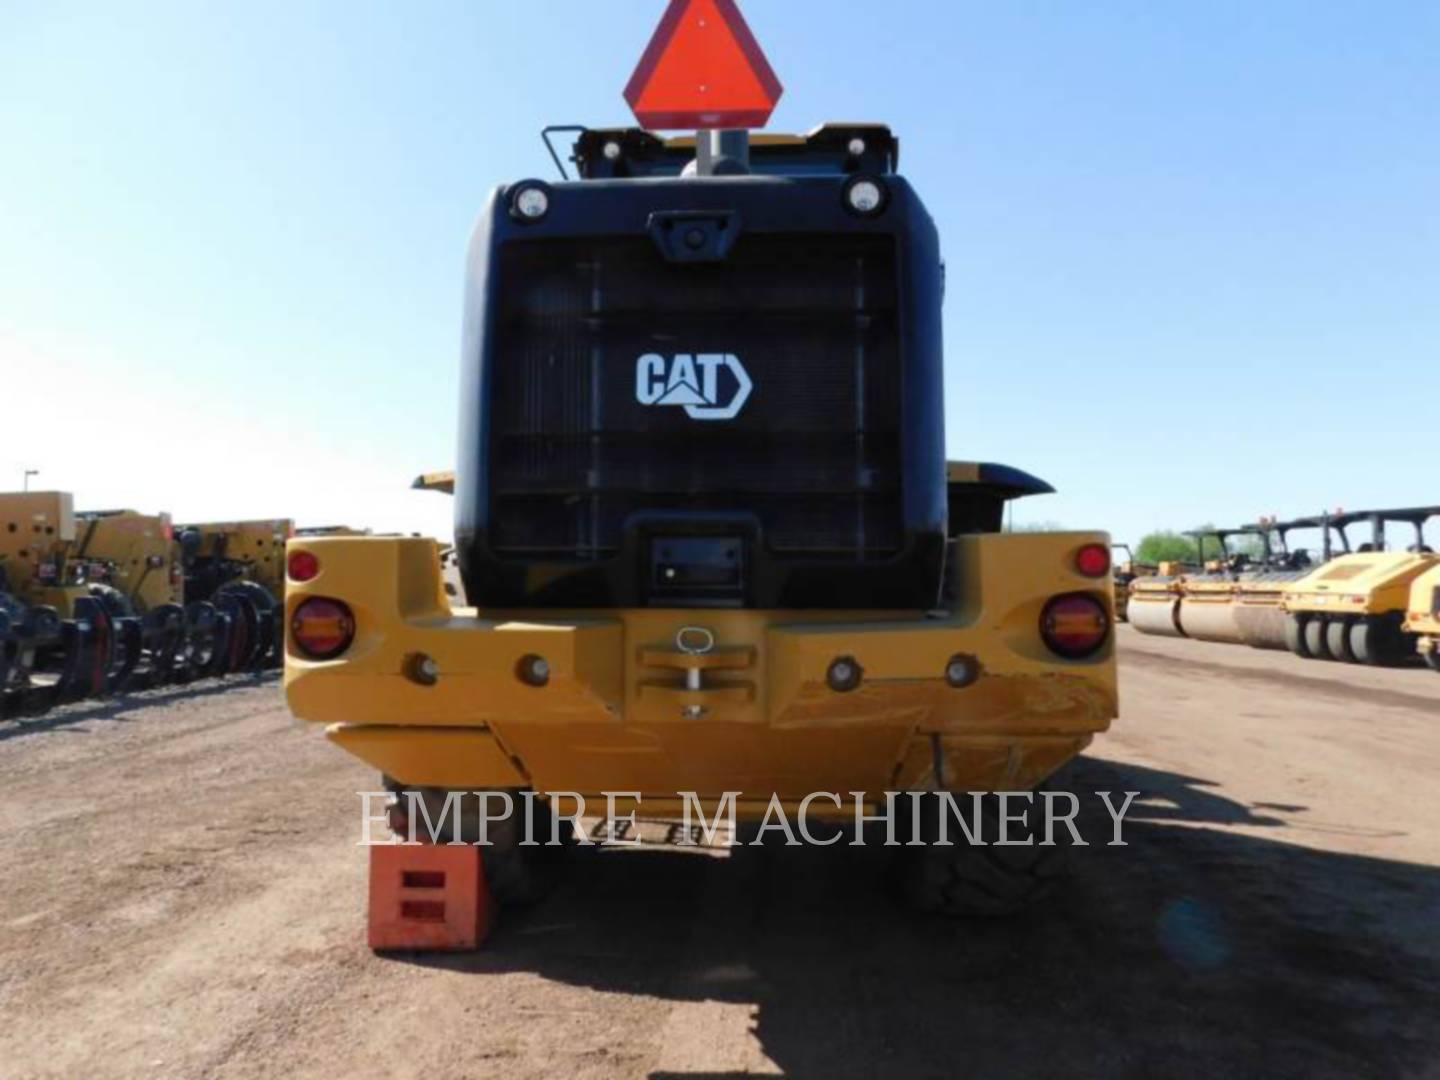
<box><xmin>1326</xmin><ymin>616</ymin><xmax>1358</xmax><ymax>664</ymax></box>
<box><xmin>385</xmin><ymin>783</ymin><xmax>577</xmax><ymax>906</ymax></box>
<box><xmin>1285</xmin><ymin>613</ymin><xmax>1313</xmax><ymax>658</ymax></box>
<box><xmin>1349</xmin><ymin>613</ymin><xmax>1413</xmax><ymax>668</ymax></box>
<box><xmin>1303</xmin><ymin>616</ymin><xmax>1334</xmax><ymax>661</ymax></box>
<box><xmin>898</xmin><ymin>792</ymin><xmax>1072</xmax><ymax>918</ymax></box>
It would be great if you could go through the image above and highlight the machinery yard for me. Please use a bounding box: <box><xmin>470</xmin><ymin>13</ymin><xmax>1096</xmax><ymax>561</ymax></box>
<box><xmin>3</xmin><ymin>626</ymin><xmax>1436</xmax><ymax>1080</ymax></box>
<box><xmin>5</xmin><ymin>2</ymin><xmax>1437</xmax><ymax>1078</ymax></box>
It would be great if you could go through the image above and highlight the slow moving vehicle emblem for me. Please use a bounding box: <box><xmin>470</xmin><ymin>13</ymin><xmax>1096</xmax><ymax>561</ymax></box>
<box><xmin>635</xmin><ymin>353</ymin><xmax>752</xmax><ymax>421</ymax></box>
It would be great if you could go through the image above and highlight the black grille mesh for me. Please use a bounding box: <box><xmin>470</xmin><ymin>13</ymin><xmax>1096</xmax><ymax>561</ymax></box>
<box><xmin>489</xmin><ymin>235</ymin><xmax>901</xmax><ymax>558</ymax></box>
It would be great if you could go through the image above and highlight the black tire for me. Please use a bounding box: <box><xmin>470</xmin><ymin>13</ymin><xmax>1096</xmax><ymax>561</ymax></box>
<box><xmin>1350</xmin><ymin>614</ymin><xmax>1412</xmax><ymax>668</ymax></box>
<box><xmin>899</xmin><ymin>792</ymin><xmax>1072</xmax><ymax>918</ymax></box>
<box><xmin>1326</xmin><ymin>617</ymin><xmax>1357</xmax><ymax>663</ymax></box>
<box><xmin>386</xmin><ymin>784</ymin><xmax>575</xmax><ymax>906</ymax></box>
<box><xmin>1284</xmin><ymin>614</ymin><xmax>1312</xmax><ymax>658</ymax></box>
<box><xmin>1303</xmin><ymin>616</ymin><xmax>1333</xmax><ymax>660</ymax></box>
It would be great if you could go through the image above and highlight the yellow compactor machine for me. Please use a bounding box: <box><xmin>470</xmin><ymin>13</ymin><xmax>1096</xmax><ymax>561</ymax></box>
<box><xmin>285</xmin><ymin>114</ymin><xmax>1118</xmax><ymax>916</ymax></box>
<box><xmin>1126</xmin><ymin>559</ymin><xmax>1195</xmax><ymax>638</ymax></box>
<box><xmin>1405</xmin><ymin>563</ymin><xmax>1440</xmax><ymax>672</ymax></box>
<box><xmin>1228</xmin><ymin>516</ymin><xmax>1342</xmax><ymax>650</ymax></box>
<box><xmin>1128</xmin><ymin>517</ymin><xmax>1342</xmax><ymax>651</ymax></box>
<box><xmin>1283</xmin><ymin>507</ymin><xmax>1439</xmax><ymax>666</ymax></box>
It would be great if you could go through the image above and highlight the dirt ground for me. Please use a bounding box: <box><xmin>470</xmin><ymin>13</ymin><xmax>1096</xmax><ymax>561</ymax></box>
<box><xmin>2</xmin><ymin>627</ymin><xmax>1438</xmax><ymax>1079</ymax></box>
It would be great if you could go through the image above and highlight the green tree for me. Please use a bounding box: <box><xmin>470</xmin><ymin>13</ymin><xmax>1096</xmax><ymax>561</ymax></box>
<box><xmin>1135</xmin><ymin>530</ymin><xmax>1199</xmax><ymax>564</ymax></box>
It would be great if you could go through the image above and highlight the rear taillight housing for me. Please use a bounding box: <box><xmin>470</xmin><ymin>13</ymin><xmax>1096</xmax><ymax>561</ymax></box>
<box><xmin>1041</xmin><ymin>593</ymin><xmax>1111</xmax><ymax>659</ymax></box>
<box><xmin>1075</xmin><ymin>543</ymin><xmax>1111</xmax><ymax>578</ymax></box>
<box><xmin>288</xmin><ymin>550</ymin><xmax>320</xmax><ymax>583</ymax></box>
<box><xmin>290</xmin><ymin>597</ymin><xmax>355</xmax><ymax>659</ymax></box>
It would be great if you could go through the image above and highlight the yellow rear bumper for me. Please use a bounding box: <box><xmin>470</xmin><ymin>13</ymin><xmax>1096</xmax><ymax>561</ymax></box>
<box><xmin>285</xmin><ymin>534</ymin><xmax>1117</xmax><ymax>800</ymax></box>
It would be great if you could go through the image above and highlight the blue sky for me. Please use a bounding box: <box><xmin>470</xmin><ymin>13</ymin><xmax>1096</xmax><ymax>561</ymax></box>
<box><xmin>2</xmin><ymin>1</ymin><xmax>1436</xmax><ymax>546</ymax></box>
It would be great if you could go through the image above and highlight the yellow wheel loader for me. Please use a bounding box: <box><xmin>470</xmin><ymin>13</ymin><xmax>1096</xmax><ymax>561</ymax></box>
<box><xmin>1404</xmin><ymin>563</ymin><xmax>1440</xmax><ymax>672</ymax></box>
<box><xmin>286</xmin><ymin>118</ymin><xmax>1117</xmax><ymax>912</ymax></box>
<box><xmin>1283</xmin><ymin>507</ymin><xmax>1439</xmax><ymax>666</ymax></box>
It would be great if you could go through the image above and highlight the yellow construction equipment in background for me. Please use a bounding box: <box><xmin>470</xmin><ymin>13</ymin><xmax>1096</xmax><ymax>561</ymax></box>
<box><xmin>1125</xmin><ymin>559</ymin><xmax>1195</xmax><ymax>638</ymax></box>
<box><xmin>72</xmin><ymin>509</ymin><xmax>182</xmax><ymax>614</ymax></box>
<box><xmin>1283</xmin><ymin>507</ymin><xmax>1439</xmax><ymax>666</ymax></box>
<box><xmin>1110</xmin><ymin>543</ymin><xmax>1154</xmax><ymax>623</ymax></box>
<box><xmin>1173</xmin><ymin>527</ymin><xmax>1268</xmax><ymax>645</ymax></box>
<box><xmin>1233</xmin><ymin>515</ymin><xmax>1342</xmax><ymax>651</ymax></box>
<box><xmin>178</xmin><ymin>519</ymin><xmax>290</xmax><ymax>601</ymax></box>
<box><xmin>1</xmin><ymin>493</ymin><xmax>297</xmax><ymax>719</ymax></box>
<box><xmin>1404</xmin><ymin>562</ymin><xmax>1440</xmax><ymax>672</ymax></box>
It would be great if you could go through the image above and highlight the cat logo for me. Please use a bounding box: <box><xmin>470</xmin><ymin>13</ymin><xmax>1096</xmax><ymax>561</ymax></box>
<box><xmin>635</xmin><ymin>353</ymin><xmax>752</xmax><ymax>421</ymax></box>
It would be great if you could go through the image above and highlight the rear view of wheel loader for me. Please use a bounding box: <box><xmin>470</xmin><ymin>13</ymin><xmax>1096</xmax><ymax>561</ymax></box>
<box><xmin>284</xmin><ymin>4</ymin><xmax>1119</xmax><ymax>923</ymax></box>
<box><xmin>1283</xmin><ymin>507</ymin><xmax>1439</xmax><ymax>666</ymax></box>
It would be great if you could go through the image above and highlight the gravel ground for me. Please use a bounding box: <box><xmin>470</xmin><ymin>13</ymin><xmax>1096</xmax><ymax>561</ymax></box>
<box><xmin>1</xmin><ymin>627</ymin><xmax>1437</xmax><ymax>1079</ymax></box>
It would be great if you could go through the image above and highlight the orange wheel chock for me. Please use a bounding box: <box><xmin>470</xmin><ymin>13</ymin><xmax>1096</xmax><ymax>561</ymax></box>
<box><xmin>367</xmin><ymin>843</ymin><xmax>495</xmax><ymax>952</ymax></box>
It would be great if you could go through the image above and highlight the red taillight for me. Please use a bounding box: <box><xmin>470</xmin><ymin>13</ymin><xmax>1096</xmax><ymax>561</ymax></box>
<box><xmin>290</xmin><ymin>597</ymin><xmax>355</xmax><ymax>659</ymax></box>
<box><xmin>1041</xmin><ymin>593</ymin><xmax>1110</xmax><ymax>659</ymax></box>
<box><xmin>288</xmin><ymin>549</ymin><xmax>320</xmax><ymax>582</ymax></box>
<box><xmin>1075</xmin><ymin>543</ymin><xmax>1111</xmax><ymax>578</ymax></box>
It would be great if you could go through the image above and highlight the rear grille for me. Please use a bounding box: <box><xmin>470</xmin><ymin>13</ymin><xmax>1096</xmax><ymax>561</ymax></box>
<box><xmin>489</xmin><ymin>235</ymin><xmax>902</xmax><ymax>559</ymax></box>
